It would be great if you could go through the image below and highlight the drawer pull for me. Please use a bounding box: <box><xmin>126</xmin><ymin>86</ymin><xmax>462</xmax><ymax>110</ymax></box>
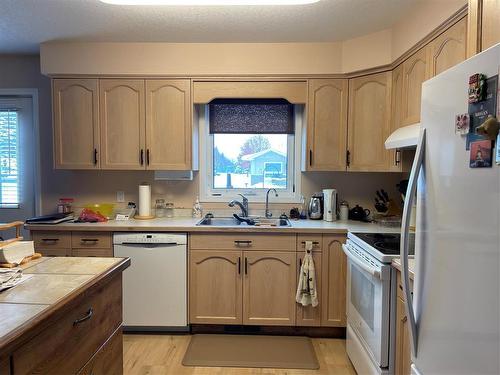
<box><xmin>300</xmin><ymin>241</ymin><xmax>320</xmax><ymax>245</ymax></box>
<box><xmin>81</xmin><ymin>239</ymin><xmax>99</xmax><ymax>243</ymax></box>
<box><xmin>234</xmin><ymin>240</ymin><xmax>252</xmax><ymax>246</ymax></box>
<box><xmin>41</xmin><ymin>238</ymin><xmax>60</xmax><ymax>242</ymax></box>
<box><xmin>73</xmin><ymin>308</ymin><xmax>93</xmax><ymax>326</ymax></box>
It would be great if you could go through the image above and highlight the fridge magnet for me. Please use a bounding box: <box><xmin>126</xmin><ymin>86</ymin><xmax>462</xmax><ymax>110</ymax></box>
<box><xmin>469</xmin><ymin>73</ymin><xmax>486</xmax><ymax>103</ymax></box>
<box><xmin>467</xmin><ymin>75</ymin><xmax>498</xmax><ymax>149</ymax></box>
<box><xmin>496</xmin><ymin>133</ymin><xmax>500</xmax><ymax>165</ymax></box>
<box><xmin>455</xmin><ymin>113</ymin><xmax>470</xmax><ymax>135</ymax></box>
<box><xmin>470</xmin><ymin>140</ymin><xmax>493</xmax><ymax>168</ymax></box>
<box><xmin>476</xmin><ymin>115</ymin><xmax>499</xmax><ymax>140</ymax></box>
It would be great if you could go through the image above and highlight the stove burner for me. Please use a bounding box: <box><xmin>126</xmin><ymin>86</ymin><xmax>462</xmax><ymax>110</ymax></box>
<box><xmin>351</xmin><ymin>232</ymin><xmax>415</xmax><ymax>257</ymax></box>
<box><xmin>374</xmin><ymin>241</ymin><xmax>400</xmax><ymax>253</ymax></box>
<box><xmin>363</xmin><ymin>233</ymin><xmax>398</xmax><ymax>240</ymax></box>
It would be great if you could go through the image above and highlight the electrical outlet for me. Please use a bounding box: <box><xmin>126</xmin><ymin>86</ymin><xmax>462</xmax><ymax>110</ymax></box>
<box><xmin>116</xmin><ymin>191</ymin><xmax>125</xmax><ymax>203</ymax></box>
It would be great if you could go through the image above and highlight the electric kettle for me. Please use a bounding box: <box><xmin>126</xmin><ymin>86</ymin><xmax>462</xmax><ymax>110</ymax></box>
<box><xmin>308</xmin><ymin>193</ymin><xmax>323</xmax><ymax>220</ymax></box>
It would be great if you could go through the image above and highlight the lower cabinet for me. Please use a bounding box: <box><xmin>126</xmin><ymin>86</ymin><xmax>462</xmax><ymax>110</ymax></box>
<box><xmin>189</xmin><ymin>249</ymin><xmax>296</xmax><ymax>326</ymax></box>
<box><xmin>395</xmin><ymin>270</ymin><xmax>414</xmax><ymax>375</ymax></box>
<box><xmin>243</xmin><ymin>251</ymin><xmax>296</xmax><ymax>326</ymax></box>
<box><xmin>321</xmin><ymin>235</ymin><xmax>347</xmax><ymax>327</ymax></box>
<box><xmin>31</xmin><ymin>231</ymin><xmax>113</xmax><ymax>257</ymax></box>
<box><xmin>189</xmin><ymin>251</ymin><xmax>242</xmax><ymax>325</ymax></box>
<box><xmin>78</xmin><ymin>328</ymin><xmax>123</xmax><ymax>375</ymax></box>
<box><xmin>189</xmin><ymin>233</ymin><xmax>346</xmax><ymax>328</ymax></box>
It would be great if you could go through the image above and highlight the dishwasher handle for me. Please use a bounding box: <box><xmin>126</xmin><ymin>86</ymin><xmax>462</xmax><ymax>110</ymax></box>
<box><xmin>118</xmin><ymin>242</ymin><xmax>181</xmax><ymax>246</ymax></box>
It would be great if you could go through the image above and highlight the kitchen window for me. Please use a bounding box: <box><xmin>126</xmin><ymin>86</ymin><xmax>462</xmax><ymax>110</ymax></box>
<box><xmin>0</xmin><ymin>109</ymin><xmax>19</xmax><ymax>207</ymax></box>
<box><xmin>199</xmin><ymin>99</ymin><xmax>302</xmax><ymax>203</ymax></box>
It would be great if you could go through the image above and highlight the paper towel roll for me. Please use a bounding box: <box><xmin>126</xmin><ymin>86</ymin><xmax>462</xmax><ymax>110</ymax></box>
<box><xmin>138</xmin><ymin>184</ymin><xmax>152</xmax><ymax>217</ymax></box>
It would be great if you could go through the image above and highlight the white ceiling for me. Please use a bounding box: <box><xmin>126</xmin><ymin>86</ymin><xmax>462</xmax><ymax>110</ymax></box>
<box><xmin>0</xmin><ymin>0</ymin><xmax>419</xmax><ymax>53</ymax></box>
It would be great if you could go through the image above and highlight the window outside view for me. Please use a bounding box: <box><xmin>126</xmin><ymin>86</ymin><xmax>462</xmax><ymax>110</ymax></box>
<box><xmin>0</xmin><ymin>110</ymin><xmax>18</xmax><ymax>205</ymax></box>
<box><xmin>213</xmin><ymin>133</ymin><xmax>288</xmax><ymax>190</ymax></box>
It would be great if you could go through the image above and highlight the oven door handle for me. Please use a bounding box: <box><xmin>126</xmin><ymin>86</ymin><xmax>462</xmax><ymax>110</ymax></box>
<box><xmin>342</xmin><ymin>244</ymin><xmax>381</xmax><ymax>279</ymax></box>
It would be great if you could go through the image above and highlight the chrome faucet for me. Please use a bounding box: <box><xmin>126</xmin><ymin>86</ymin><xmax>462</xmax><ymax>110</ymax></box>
<box><xmin>265</xmin><ymin>188</ymin><xmax>278</xmax><ymax>218</ymax></box>
<box><xmin>228</xmin><ymin>194</ymin><xmax>249</xmax><ymax>217</ymax></box>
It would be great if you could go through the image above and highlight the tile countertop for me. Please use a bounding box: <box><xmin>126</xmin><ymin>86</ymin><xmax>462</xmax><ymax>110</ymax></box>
<box><xmin>0</xmin><ymin>257</ymin><xmax>129</xmax><ymax>351</ymax></box>
<box><xmin>392</xmin><ymin>257</ymin><xmax>415</xmax><ymax>280</ymax></box>
<box><xmin>25</xmin><ymin>217</ymin><xmax>402</xmax><ymax>234</ymax></box>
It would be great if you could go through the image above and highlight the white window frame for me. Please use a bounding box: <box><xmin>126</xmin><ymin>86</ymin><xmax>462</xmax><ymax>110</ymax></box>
<box><xmin>199</xmin><ymin>104</ymin><xmax>302</xmax><ymax>203</ymax></box>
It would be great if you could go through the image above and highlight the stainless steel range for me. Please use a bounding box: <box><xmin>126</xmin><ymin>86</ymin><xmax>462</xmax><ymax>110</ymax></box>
<box><xmin>343</xmin><ymin>232</ymin><xmax>414</xmax><ymax>375</ymax></box>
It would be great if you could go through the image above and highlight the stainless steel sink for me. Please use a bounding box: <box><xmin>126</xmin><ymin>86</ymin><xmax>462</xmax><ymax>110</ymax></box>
<box><xmin>196</xmin><ymin>216</ymin><xmax>291</xmax><ymax>227</ymax></box>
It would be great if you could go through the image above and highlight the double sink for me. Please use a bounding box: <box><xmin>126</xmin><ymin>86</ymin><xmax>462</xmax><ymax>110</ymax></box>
<box><xmin>197</xmin><ymin>216</ymin><xmax>291</xmax><ymax>227</ymax></box>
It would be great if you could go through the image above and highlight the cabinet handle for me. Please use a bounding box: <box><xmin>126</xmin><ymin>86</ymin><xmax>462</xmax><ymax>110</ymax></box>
<box><xmin>73</xmin><ymin>308</ymin><xmax>93</xmax><ymax>325</ymax></box>
<box><xmin>346</xmin><ymin>150</ymin><xmax>351</xmax><ymax>167</ymax></box>
<box><xmin>395</xmin><ymin>149</ymin><xmax>401</xmax><ymax>166</ymax></box>
<box><xmin>234</xmin><ymin>240</ymin><xmax>252</xmax><ymax>247</ymax></box>
<box><xmin>81</xmin><ymin>239</ymin><xmax>99</xmax><ymax>243</ymax></box>
<box><xmin>309</xmin><ymin>150</ymin><xmax>313</xmax><ymax>166</ymax></box>
<box><xmin>93</xmin><ymin>149</ymin><xmax>98</xmax><ymax>165</ymax></box>
<box><xmin>299</xmin><ymin>258</ymin><xmax>302</xmax><ymax>269</ymax></box>
<box><xmin>146</xmin><ymin>149</ymin><xmax>150</xmax><ymax>166</ymax></box>
<box><xmin>41</xmin><ymin>238</ymin><xmax>59</xmax><ymax>242</ymax></box>
<box><xmin>238</xmin><ymin>257</ymin><xmax>241</xmax><ymax>275</ymax></box>
<box><xmin>140</xmin><ymin>149</ymin><xmax>144</xmax><ymax>165</ymax></box>
<box><xmin>402</xmin><ymin>315</ymin><xmax>408</xmax><ymax>323</ymax></box>
<box><xmin>301</xmin><ymin>241</ymin><xmax>319</xmax><ymax>245</ymax></box>
<box><xmin>244</xmin><ymin>257</ymin><xmax>248</xmax><ymax>275</ymax></box>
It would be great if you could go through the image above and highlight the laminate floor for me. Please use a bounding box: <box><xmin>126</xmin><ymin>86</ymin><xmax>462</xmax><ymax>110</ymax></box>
<box><xmin>123</xmin><ymin>334</ymin><xmax>356</xmax><ymax>375</ymax></box>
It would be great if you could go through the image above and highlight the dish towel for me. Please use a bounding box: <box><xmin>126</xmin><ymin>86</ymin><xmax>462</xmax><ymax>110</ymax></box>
<box><xmin>296</xmin><ymin>241</ymin><xmax>319</xmax><ymax>307</ymax></box>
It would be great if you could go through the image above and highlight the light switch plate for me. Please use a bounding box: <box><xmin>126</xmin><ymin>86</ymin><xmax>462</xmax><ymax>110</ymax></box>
<box><xmin>116</xmin><ymin>191</ymin><xmax>125</xmax><ymax>203</ymax></box>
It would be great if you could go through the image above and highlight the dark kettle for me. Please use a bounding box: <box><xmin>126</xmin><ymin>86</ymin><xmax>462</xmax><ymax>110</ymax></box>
<box><xmin>349</xmin><ymin>205</ymin><xmax>371</xmax><ymax>221</ymax></box>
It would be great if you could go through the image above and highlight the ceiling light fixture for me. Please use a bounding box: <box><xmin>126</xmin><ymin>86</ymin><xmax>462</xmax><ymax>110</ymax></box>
<box><xmin>100</xmin><ymin>0</ymin><xmax>321</xmax><ymax>5</ymax></box>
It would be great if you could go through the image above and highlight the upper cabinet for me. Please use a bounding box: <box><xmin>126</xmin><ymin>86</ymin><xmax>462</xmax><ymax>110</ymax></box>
<box><xmin>428</xmin><ymin>17</ymin><xmax>467</xmax><ymax>77</ymax></box>
<box><xmin>347</xmin><ymin>72</ymin><xmax>392</xmax><ymax>172</ymax></box>
<box><xmin>481</xmin><ymin>0</ymin><xmax>500</xmax><ymax>50</ymax></box>
<box><xmin>401</xmin><ymin>47</ymin><xmax>430</xmax><ymax>126</ymax></box>
<box><xmin>100</xmin><ymin>79</ymin><xmax>146</xmax><ymax>170</ymax></box>
<box><xmin>306</xmin><ymin>79</ymin><xmax>348</xmax><ymax>171</ymax></box>
<box><xmin>146</xmin><ymin>80</ymin><xmax>192</xmax><ymax>170</ymax></box>
<box><xmin>53</xmin><ymin>79</ymin><xmax>99</xmax><ymax>169</ymax></box>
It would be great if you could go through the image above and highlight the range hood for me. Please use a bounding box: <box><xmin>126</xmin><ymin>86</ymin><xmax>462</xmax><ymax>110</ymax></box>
<box><xmin>385</xmin><ymin>123</ymin><xmax>420</xmax><ymax>149</ymax></box>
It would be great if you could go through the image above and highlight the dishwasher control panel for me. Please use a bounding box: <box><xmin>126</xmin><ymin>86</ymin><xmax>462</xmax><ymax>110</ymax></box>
<box><xmin>113</xmin><ymin>232</ymin><xmax>187</xmax><ymax>245</ymax></box>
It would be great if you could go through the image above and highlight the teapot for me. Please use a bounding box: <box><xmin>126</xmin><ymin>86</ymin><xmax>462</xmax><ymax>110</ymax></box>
<box><xmin>349</xmin><ymin>205</ymin><xmax>371</xmax><ymax>221</ymax></box>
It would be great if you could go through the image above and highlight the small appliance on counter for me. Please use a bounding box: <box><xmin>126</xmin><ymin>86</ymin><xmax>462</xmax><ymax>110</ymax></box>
<box><xmin>308</xmin><ymin>193</ymin><xmax>323</xmax><ymax>220</ymax></box>
<box><xmin>322</xmin><ymin>189</ymin><xmax>337</xmax><ymax>222</ymax></box>
<box><xmin>348</xmin><ymin>204</ymin><xmax>371</xmax><ymax>222</ymax></box>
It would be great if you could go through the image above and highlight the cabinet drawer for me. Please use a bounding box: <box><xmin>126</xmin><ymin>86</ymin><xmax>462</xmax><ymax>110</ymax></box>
<box><xmin>33</xmin><ymin>231</ymin><xmax>71</xmax><ymax>249</ymax></box>
<box><xmin>72</xmin><ymin>248</ymin><xmax>113</xmax><ymax>257</ymax></box>
<box><xmin>72</xmin><ymin>232</ymin><xmax>112</xmax><ymax>249</ymax></box>
<box><xmin>190</xmin><ymin>233</ymin><xmax>296</xmax><ymax>251</ymax></box>
<box><xmin>12</xmin><ymin>275</ymin><xmax>122</xmax><ymax>375</ymax></box>
<box><xmin>78</xmin><ymin>328</ymin><xmax>123</xmax><ymax>375</ymax></box>
<box><xmin>297</xmin><ymin>234</ymin><xmax>322</xmax><ymax>252</ymax></box>
<box><xmin>396</xmin><ymin>270</ymin><xmax>413</xmax><ymax>302</ymax></box>
<box><xmin>0</xmin><ymin>358</ymin><xmax>10</xmax><ymax>375</ymax></box>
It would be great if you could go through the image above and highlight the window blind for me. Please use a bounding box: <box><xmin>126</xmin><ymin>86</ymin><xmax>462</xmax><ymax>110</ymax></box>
<box><xmin>209</xmin><ymin>99</ymin><xmax>294</xmax><ymax>134</ymax></box>
<box><xmin>0</xmin><ymin>109</ymin><xmax>19</xmax><ymax>207</ymax></box>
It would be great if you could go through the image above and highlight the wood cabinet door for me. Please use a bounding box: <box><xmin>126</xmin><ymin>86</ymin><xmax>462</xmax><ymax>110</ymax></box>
<box><xmin>401</xmin><ymin>47</ymin><xmax>429</xmax><ymax>126</ymax></box>
<box><xmin>395</xmin><ymin>296</ymin><xmax>412</xmax><ymax>375</ymax></box>
<box><xmin>321</xmin><ymin>235</ymin><xmax>346</xmax><ymax>327</ymax></box>
<box><xmin>428</xmin><ymin>17</ymin><xmax>467</xmax><ymax>77</ymax></box>
<box><xmin>306</xmin><ymin>79</ymin><xmax>348</xmax><ymax>171</ymax></box>
<box><xmin>243</xmin><ymin>251</ymin><xmax>296</xmax><ymax>326</ymax></box>
<box><xmin>482</xmin><ymin>0</ymin><xmax>500</xmax><ymax>51</ymax></box>
<box><xmin>296</xmin><ymin>252</ymin><xmax>322</xmax><ymax>327</ymax></box>
<box><xmin>189</xmin><ymin>251</ymin><xmax>242</xmax><ymax>325</ymax></box>
<box><xmin>53</xmin><ymin>79</ymin><xmax>99</xmax><ymax>169</ymax></box>
<box><xmin>347</xmin><ymin>72</ymin><xmax>392</xmax><ymax>172</ymax></box>
<box><xmin>389</xmin><ymin>64</ymin><xmax>404</xmax><ymax>172</ymax></box>
<box><xmin>100</xmin><ymin>79</ymin><xmax>145</xmax><ymax>170</ymax></box>
<box><xmin>146</xmin><ymin>80</ymin><xmax>192</xmax><ymax>170</ymax></box>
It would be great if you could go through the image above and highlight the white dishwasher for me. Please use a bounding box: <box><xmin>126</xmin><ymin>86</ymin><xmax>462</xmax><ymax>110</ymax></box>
<box><xmin>113</xmin><ymin>233</ymin><xmax>188</xmax><ymax>331</ymax></box>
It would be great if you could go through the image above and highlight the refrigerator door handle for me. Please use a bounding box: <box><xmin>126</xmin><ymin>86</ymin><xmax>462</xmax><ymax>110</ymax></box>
<box><xmin>401</xmin><ymin>127</ymin><xmax>426</xmax><ymax>357</ymax></box>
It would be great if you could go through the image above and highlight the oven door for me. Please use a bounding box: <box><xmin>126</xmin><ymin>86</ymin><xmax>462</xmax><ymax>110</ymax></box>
<box><xmin>343</xmin><ymin>243</ymin><xmax>391</xmax><ymax>368</ymax></box>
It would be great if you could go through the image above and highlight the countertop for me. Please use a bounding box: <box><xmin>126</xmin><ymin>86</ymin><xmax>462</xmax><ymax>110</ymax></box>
<box><xmin>26</xmin><ymin>217</ymin><xmax>401</xmax><ymax>234</ymax></box>
<box><xmin>0</xmin><ymin>256</ymin><xmax>130</xmax><ymax>354</ymax></box>
<box><xmin>392</xmin><ymin>257</ymin><xmax>415</xmax><ymax>280</ymax></box>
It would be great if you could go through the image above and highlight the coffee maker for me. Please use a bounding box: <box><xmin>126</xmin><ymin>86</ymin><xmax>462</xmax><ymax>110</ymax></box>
<box><xmin>322</xmin><ymin>189</ymin><xmax>338</xmax><ymax>222</ymax></box>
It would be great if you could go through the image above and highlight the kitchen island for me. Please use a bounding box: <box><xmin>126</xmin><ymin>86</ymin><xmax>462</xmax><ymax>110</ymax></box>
<box><xmin>0</xmin><ymin>256</ymin><xmax>130</xmax><ymax>375</ymax></box>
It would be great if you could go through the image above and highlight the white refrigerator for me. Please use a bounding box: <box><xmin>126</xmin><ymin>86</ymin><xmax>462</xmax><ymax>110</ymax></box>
<box><xmin>400</xmin><ymin>44</ymin><xmax>500</xmax><ymax>375</ymax></box>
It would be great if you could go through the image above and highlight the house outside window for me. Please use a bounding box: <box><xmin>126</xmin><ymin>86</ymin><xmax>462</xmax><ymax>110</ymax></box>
<box><xmin>200</xmin><ymin>99</ymin><xmax>302</xmax><ymax>203</ymax></box>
